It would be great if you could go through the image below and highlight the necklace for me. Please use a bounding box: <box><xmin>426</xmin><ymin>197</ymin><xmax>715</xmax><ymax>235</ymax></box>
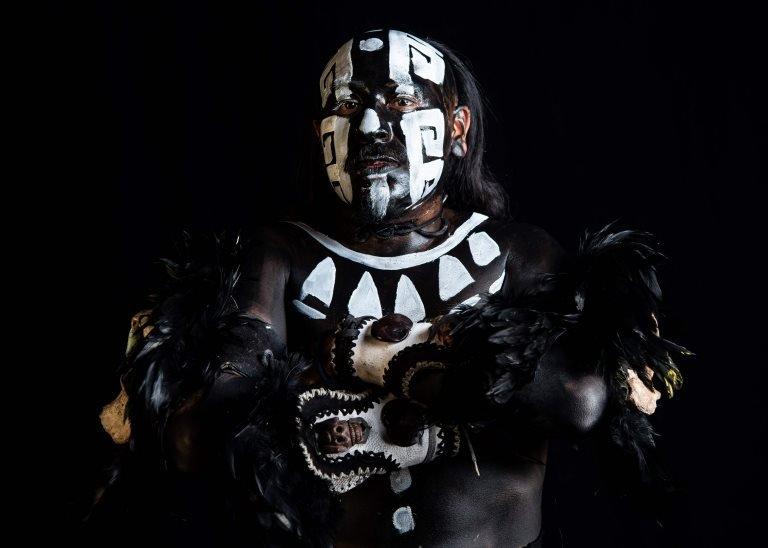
<box><xmin>353</xmin><ymin>208</ymin><xmax>448</xmax><ymax>242</ymax></box>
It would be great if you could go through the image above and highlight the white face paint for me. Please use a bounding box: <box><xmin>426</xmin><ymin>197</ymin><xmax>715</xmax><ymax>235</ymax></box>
<box><xmin>388</xmin><ymin>30</ymin><xmax>445</xmax><ymax>86</ymax></box>
<box><xmin>362</xmin><ymin>173</ymin><xmax>391</xmax><ymax>219</ymax></box>
<box><xmin>359</xmin><ymin>108</ymin><xmax>381</xmax><ymax>134</ymax></box>
<box><xmin>359</xmin><ymin>37</ymin><xmax>384</xmax><ymax>51</ymax></box>
<box><xmin>400</xmin><ymin>108</ymin><xmax>445</xmax><ymax>204</ymax></box>
<box><xmin>318</xmin><ymin>41</ymin><xmax>356</xmax><ymax>204</ymax></box>
<box><xmin>356</xmin><ymin>108</ymin><xmax>394</xmax><ymax>217</ymax></box>
<box><xmin>320</xmin><ymin>115</ymin><xmax>352</xmax><ymax>203</ymax></box>
<box><xmin>318</xmin><ymin>31</ymin><xmax>449</xmax><ymax>213</ymax></box>
<box><xmin>386</xmin><ymin>31</ymin><xmax>447</xmax><ymax>205</ymax></box>
<box><xmin>319</xmin><ymin>39</ymin><xmax>353</xmax><ymax>108</ymax></box>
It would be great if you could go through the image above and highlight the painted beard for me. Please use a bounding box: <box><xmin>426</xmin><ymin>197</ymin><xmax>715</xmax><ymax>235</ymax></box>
<box><xmin>318</xmin><ymin>30</ymin><xmax>448</xmax><ymax>223</ymax></box>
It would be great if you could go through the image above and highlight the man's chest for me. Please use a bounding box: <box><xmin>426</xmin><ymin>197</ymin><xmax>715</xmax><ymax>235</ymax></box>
<box><xmin>282</xmin><ymin>215</ymin><xmax>508</xmax><ymax>345</ymax></box>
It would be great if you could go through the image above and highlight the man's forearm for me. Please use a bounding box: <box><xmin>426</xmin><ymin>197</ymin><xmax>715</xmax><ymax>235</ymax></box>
<box><xmin>166</xmin><ymin>317</ymin><xmax>287</xmax><ymax>471</ymax></box>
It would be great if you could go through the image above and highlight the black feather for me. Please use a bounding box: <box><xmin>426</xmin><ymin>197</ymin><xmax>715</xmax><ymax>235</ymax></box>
<box><xmin>443</xmin><ymin>224</ymin><xmax>691</xmax><ymax>473</ymax></box>
<box><xmin>91</xmin><ymin>232</ymin><xmax>339</xmax><ymax>546</ymax></box>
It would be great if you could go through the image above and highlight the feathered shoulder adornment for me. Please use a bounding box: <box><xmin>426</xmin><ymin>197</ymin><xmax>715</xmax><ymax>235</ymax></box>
<box><xmin>91</xmin><ymin>231</ymin><xmax>339</xmax><ymax>547</ymax></box>
<box><xmin>443</xmin><ymin>224</ymin><xmax>691</xmax><ymax>472</ymax></box>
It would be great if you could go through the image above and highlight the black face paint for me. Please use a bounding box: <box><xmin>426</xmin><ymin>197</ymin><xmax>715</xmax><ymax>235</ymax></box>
<box><xmin>318</xmin><ymin>30</ymin><xmax>450</xmax><ymax>222</ymax></box>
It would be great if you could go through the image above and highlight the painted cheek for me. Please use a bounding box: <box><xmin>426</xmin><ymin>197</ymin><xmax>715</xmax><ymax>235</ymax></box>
<box><xmin>400</xmin><ymin>108</ymin><xmax>445</xmax><ymax>204</ymax></box>
<box><xmin>320</xmin><ymin>115</ymin><xmax>353</xmax><ymax>204</ymax></box>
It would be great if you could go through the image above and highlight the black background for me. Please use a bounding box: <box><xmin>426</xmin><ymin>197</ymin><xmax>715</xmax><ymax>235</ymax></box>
<box><xmin>38</xmin><ymin>1</ymin><xmax>764</xmax><ymax>546</ymax></box>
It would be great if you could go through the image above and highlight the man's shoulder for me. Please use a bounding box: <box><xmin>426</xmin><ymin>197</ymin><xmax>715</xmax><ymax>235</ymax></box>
<box><xmin>243</xmin><ymin>222</ymin><xmax>300</xmax><ymax>247</ymax></box>
<box><xmin>238</xmin><ymin>223</ymin><xmax>300</xmax><ymax>272</ymax></box>
<box><xmin>243</xmin><ymin>221</ymin><xmax>319</xmax><ymax>254</ymax></box>
<box><xmin>240</xmin><ymin>221</ymin><xmax>332</xmax><ymax>273</ymax></box>
<box><xmin>476</xmin><ymin>217</ymin><xmax>565</xmax><ymax>272</ymax></box>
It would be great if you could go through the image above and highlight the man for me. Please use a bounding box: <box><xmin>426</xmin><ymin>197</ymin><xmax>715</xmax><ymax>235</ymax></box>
<box><xmin>97</xmin><ymin>29</ymin><xmax>685</xmax><ymax>547</ymax></box>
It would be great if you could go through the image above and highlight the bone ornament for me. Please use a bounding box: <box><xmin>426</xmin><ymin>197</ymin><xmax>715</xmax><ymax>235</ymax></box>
<box><xmin>296</xmin><ymin>387</ymin><xmax>459</xmax><ymax>493</ymax></box>
<box><xmin>626</xmin><ymin>366</ymin><xmax>662</xmax><ymax>415</ymax></box>
<box><xmin>298</xmin><ymin>313</ymin><xmax>462</xmax><ymax>493</ymax></box>
<box><xmin>328</xmin><ymin>314</ymin><xmax>453</xmax><ymax>399</ymax></box>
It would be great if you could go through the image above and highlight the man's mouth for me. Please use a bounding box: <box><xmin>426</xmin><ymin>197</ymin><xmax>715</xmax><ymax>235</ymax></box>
<box><xmin>354</xmin><ymin>156</ymin><xmax>399</xmax><ymax>175</ymax></box>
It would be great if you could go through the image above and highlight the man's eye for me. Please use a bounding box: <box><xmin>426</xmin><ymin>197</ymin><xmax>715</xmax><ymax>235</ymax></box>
<box><xmin>334</xmin><ymin>100</ymin><xmax>359</xmax><ymax>114</ymax></box>
<box><xmin>392</xmin><ymin>97</ymin><xmax>417</xmax><ymax>109</ymax></box>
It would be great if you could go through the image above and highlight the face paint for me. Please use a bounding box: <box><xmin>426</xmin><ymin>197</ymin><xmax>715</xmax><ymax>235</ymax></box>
<box><xmin>319</xmin><ymin>39</ymin><xmax>353</xmax><ymax>112</ymax></box>
<box><xmin>400</xmin><ymin>108</ymin><xmax>445</xmax><ymax>203</ymax></box>
<box><xmin>387</xmin><ymin>30</ymin><xmax>445</xmax><ymax>87</ymax></box>
<box><xmin>317</xmin><ymin>30</ymin><xmax>452</xmax><ymax>221</ymax></box>
<box><xmin>320</xmin><ymin>115</ymin><xmax>352</xmax><ymax>204</ymax></box>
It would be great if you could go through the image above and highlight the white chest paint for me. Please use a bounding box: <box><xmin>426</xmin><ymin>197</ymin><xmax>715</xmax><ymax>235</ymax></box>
<box><xmin>287</xmin><ymin>212</ymin><xmax>487</xmax><ymax>270</ymax></box>
<box><xmin>348</xmin><ymin>271</ymin><xmax>384</xmax><ymax>318</ymax></box>
<box><xmin>299</xmin><ymin>257</ymin><xmax>336</xmax><ymax>305</ymax></box>
<box><xmin>288</xmin><ymin>214</ymin><xmax>505</xmax><ymax>322</ymax></box>
<box><xmin>468</xmin><ymin>231</ymin><xmax>502</xmax><ymax>266</ymax></box>
<box><xmin>394</xmin><ymin>274</ymin><xmax>426</xmax><ymax>322</ymax></box>
<box><xmin>438</xmin><ymin>255</ymin><xmax>475</xmax><ymax>300</ymax></box>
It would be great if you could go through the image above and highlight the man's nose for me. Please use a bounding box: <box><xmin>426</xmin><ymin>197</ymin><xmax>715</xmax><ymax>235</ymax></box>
<box><xmin>356</xmin><ymin>108</ymin><xmax>392</xmax><ymax>143</ymax></box>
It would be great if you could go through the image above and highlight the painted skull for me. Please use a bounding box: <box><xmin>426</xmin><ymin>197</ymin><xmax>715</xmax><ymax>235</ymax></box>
<box><xmin>318</xmin><ymin>30</ymin><xmax>451</xmax><ymax>222</ymax></box>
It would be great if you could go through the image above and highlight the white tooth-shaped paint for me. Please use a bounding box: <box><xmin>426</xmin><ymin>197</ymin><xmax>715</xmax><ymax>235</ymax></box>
<box><xmin>438</xmin><ymin>255</ymin><xmax>474</xmax><ymax>300</ymax></box>
<box><xmin>459</xmin><ymin>294</ymin><xmax>481</xmax><ymax>307</ymax></box>
<box><xmin>293</xmin><ymin>299</ymin><xmax>326</xmax><ymax>320</ymax></box>
<box><xmin>468</xmin><ymin>231</ymin><xmax>501</xmax><ymax>266</ymax></box>
<box><xmin>359</xmin><ymin>108</ymin><xmax>381</xmax><ymax>134</ymax></box>
<box><xmin>393</xmin><ymin>274</ymin><xmax>426</xmax><ymax>322</ymax></box>
<box><xmin>489</xmin><ymin>269</ymin><xmax>506</xmax><ymax>294</ymax></box>
<box><xmin>320</xmin><ymin>115</ymin><xmax>352</xmax><ymax>204</ymax></box>
<box><xmin>300</xmin><ymin>257</ymin><xmax>336</xmax><ymax>306</ymax></box>
<box><xmin>347</xmin><ymin>271</ymin><xmax>383</xmax><ymax>318</ymax></box>
<box><xmin>400</xmin><ymin>108</ymin><xmax>445</xmax><ymax>204</ymax></box>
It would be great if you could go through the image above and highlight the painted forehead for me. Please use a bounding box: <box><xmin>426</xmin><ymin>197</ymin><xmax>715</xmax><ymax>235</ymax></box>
<box><xmin>319</xmin><ymin>30</ymin><xmax>445</xmax><ymax>108</ymax></box>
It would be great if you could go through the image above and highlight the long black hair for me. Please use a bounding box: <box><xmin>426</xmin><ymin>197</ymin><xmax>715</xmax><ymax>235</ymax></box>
<box><xmin>426</xmin><ymin>38</ymin><xmax>509</xmax><ymax>219</ymax></box>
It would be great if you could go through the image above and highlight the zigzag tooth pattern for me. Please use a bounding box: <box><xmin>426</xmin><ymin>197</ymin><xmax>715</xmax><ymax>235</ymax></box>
<box><xmin>297</xmin><ymin>388</ymin><xmax>369</xmax><ymax>409</ymax></box>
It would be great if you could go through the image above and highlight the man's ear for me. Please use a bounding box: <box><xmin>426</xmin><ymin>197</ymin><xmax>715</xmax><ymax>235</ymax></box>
<box><xmin>313</xmin><ymin>120</ymin><xmax>322</xmax><ymax>140</ymax></box>
<box><xmin>451</xmin><ymin>106</ymin><xmax>471</xmax><ymax>158</ymax></box>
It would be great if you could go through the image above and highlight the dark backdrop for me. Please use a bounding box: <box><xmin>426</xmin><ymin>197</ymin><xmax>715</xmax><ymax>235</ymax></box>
<box><xmin>40</xmin><ymin>1</ymin><xmax>764</xmax><ymax>546</ymax></box>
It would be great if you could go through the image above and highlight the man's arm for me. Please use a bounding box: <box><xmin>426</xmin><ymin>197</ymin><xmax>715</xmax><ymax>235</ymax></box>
<box><xmin>166</xmin><ymin>228</ymin><xmax>293</xmax><ymax>472</ymax></box>
<box><xmin>407</xmin><ymin>223</ymin><xmax>608</xmax><ymax>436</ymax></box>
<box><xmin>493</xmin><ymin>224</ymin><xmax>607</xmax><ymax>434</ymax></box>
